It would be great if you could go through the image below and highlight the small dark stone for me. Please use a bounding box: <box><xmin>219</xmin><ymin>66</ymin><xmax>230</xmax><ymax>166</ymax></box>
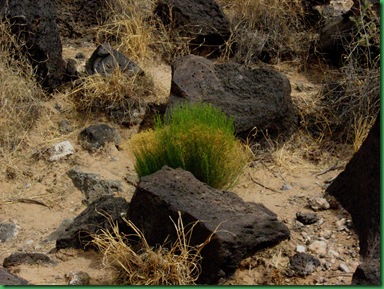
<box><xmin>75</xmin><ymin>52</ymin><xmax>85</xmax><ymax>59</ymax></box>
<box><xmin>58</xmin><ymin>119</ymin><xmax>73</xmax><ymax>134</ymax></box>
<box><xmin>289</xmin><ymin>252</ymin><xmax>320</xmax><ymax>277</ymax></box>
<box><xmin>296</xmin><ymin>212</ymin><xmax>319</xmax><ymax>225</ymax></box>
<box><xmin>86</xmin><ymin>43</ymin><xmax>144</xmax><ymax>77</ymax></box>
<box><xmin>3</xmin><ymin>252</ymin><xmax>57</xmax><ymax>268</ymax></box>
<box><xmin>79</xmin><ymin>123</ymin><xmax>121</xmax><ymax>152</ymax></box>
<box><xmin>56</xmin><ymin>196</ymin><xmax>130</xmax><ymax>250</ymax></box>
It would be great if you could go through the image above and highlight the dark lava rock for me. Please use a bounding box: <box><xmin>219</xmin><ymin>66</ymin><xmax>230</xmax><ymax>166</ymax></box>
<box><xmin>0</xmin><ymin>222</ymin><xmax>18</xmax><ymax>243</ymax></box>
<box><xmin>289</xmin><ymin>252</ymin><xmax>320</xmax><ymax>277</ymax></box>
<box><xmin>86</xmin><ymin>43</ymin><xmax>144</xmax><ymax>77</ymax></box>
<box><xmin>352</xmin><ymin>257</ymin><xmax>381</xmax><ymax>285</ymax></box>
<box><xmin>79</xmin><ymin>123</ymin><xmax>121</xmax><ymax>152</ymax></box>
<box><xmin>0</xmin><ymin>267</ymin><xmax>30</xmax><ymax>285</ymax></box>
<box><xmin>56</xmin><ymin>196</ymin><xmax>130</xmax><ymax>250</ymax></box>
<box><xmin>296</xmin><ymin>212</ymin><xmax>319</xmax><ymax>225</ymax></box>
<box><xmin>4</xmin><ymin>0</ymin><xmax>66</xmax><ymax>90</ymax></box>
<box><xmin>327</xmin><ymin>113</ymin><xmax>380</xmax><ymax>285</ymax></box>
<box><xmin>3</xmin><ymin>252</ymin><xmax>57</xmax><ymax>268</ymax></box>
<box><xmin>129</xmin><ymin>166</ymin><xmax>290</xmax><ymax>284</ymax></box>
<box><xmin>68</xmin><ymin>166</ymin><xmax>123</xmax><ymax>204</ymax></box>
<box><xmin>168</xmin><ymin>54</ymin><xmax>298</xmax><ymax>138</ymax></box>
<box><xmin>154</xmin><ymin>0</ymin><xmax>231</xmax><ymax>56</ymax></box>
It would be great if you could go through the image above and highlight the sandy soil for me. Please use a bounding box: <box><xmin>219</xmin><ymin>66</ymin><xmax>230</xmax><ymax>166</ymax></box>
<box><xmin>0</xmin><ymin>41</ymin><xmax>360</xmax><ymax>285</ymax></box>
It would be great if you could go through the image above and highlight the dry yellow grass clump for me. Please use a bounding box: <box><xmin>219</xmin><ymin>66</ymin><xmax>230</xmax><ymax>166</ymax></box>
<box><xmin>92</xmin><ymin>213</ymin><xmax>211</xmax><ymax>285</ymax></box>
<box><xmin>218</xmin><ymin>0</ymin><xmax>311</xmax><ymax>64</ymax></box>
<box><xmin>0</xmin><ymin>21</ymin><xmax>44</xmax><ymax>163</ymax></box>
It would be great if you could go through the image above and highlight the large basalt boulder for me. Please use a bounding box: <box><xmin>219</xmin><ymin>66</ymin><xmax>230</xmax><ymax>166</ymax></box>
<box><xmin>129</xmin><ymin>166</ymin><xmax>290</xmax><ymax>284</ymax></box>
<box><xmin>154</xmin><ymin>0</ymin><xmax>231</xmax><ymax>56</ymax></box>
<box><xmin>326</xmin><ymin>113</ymin><xmax>380</xmax><ymax>285</ymax></box>
<box><xmin>56</xmin><ymin>196</ymin><xmax>130</xmax><ymax>250</ymax></box>
<box><xmin>168</xmin><ymin>54</ymin><xmax>298</xmax><ymax>138</ymax></box>
<box><xmin>4</xmin><ymin>0</ymin><xmax>66</xmax><ymax>90</ymax></box>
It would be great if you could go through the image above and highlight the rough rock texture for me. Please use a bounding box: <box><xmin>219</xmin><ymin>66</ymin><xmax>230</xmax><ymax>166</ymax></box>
<box><xmin>4</xmin><ymin>0</ymin><xmax>66</xmax><ymax>90</ymax></box>
<box><xmin>168</xmin><ymin>54</ymin><xmax>298</xmax><ymax>138</ymax></box>
<box><xmin>55</xmin><ymin>0</ymin><xmax>106</xmax><ymax>45</ymax></box>
<box><xmin>68</xmin><ymin>166</ymin><xmax>124</xmax><ymax>204</ymax></box>
<box><xmin>154</xmin><ymin>0</ymin><xmax>231</xmax><ymax>56</ymax></box>
<box><xmin>352</xmin><ymin>257</ymin><xmax>381</xmax><ymax>285</ymax></box>
<box><xmin>289</xmin><ymin>252</ymin><xmax>320</xmax><ymax>277</ymax></box>
<box><xmin>129</xmin><ymin>166</ymin><xmax>290</xmax><ymax>284</ymax></box>
<box><xmin>86</xmin><ymin>43</ymin><xmax>144</xmax><ymax>77</ymax></box>
<box><xmin>318</xmin><ymin>0</ymin><xmax>380</xmax><ymax>66</ymax></box>
<box><xmin>0</xmin><ymin>267</ymin><xmax>30</xmax><ymax>285</ymax></box>
<box><xmin>326</xmin><ymin>113</ymin><xmax>380</xmax><ymax>285</ymax></box>
<box><xmin>79</xmin><ymin>123</ymin><xmax>121</xmax><ymax>152</ymax></box>
<box><xmin>0</xmin><ymin>222</ymin><xmax>18</xmax><ymax>243</ymax></box>
<box><xmin>3</xmin><ymin>252</ymin><xmax>57</xmax><ymax>268</ymax></box>
<box><xmin>56</xmin><ymin>196</ymin><xmax>130</xmax><ymax>250</ymax></box>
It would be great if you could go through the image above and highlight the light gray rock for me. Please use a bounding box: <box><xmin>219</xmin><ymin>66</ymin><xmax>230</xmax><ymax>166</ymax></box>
<box><xmin>308</xmin><ymin>240</ymin><xmax>328</xmax><ymax>257</ymax></box>
<box><xmin>0</xmin><ymin>222</ymin><xmax>18</xmax><ymax>243</ymax></box>
<box><xmin>49</xmin><ymin>141</ymin><xmax>74</xmax><ymax>161</ymax></box>
<box><xmin>68</xmin><ymin>167</ymin><xmax>123</xmax><ymax>204</ymax></box>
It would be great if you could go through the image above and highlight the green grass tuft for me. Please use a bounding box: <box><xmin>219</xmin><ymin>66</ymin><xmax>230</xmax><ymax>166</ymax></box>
<box><xmin>131</xmin><ymin>102</ymin><xmax>247</xmax><ymax>189</ymax></box>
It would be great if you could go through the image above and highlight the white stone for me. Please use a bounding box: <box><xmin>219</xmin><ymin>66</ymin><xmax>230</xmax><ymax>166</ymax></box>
<box><xmin>49</xmin><ymin>141</ymin><xmax>74</xmax><ymax>161</ymax></box>
<box><xmin>296</xmin><ymin>245</ymin><xmax>306</xmax><ymax>253</ymax></box>
<box><xmin>338</xmin><ymin>263</ymin><xmax>350</xmax><ymax>273</ymax></box>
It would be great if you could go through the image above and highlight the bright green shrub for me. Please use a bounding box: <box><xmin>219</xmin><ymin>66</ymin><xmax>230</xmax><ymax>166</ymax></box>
<box><xmin>131</xmin><ymin>102</ymin><xmax>247</xmax><ymax>189</ymax></box>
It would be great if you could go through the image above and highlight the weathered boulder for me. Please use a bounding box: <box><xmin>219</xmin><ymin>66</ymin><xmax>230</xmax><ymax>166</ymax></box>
<box><xmin>0</xmin><ymin>267</ymin><xmax>30</xmax><ymax>285</ymax></box>
<box><xmin>4</xmin><ymin>0</ymin><xmax>66</xmax><ymax>90</ymax></box>
<box><xmin>326</xmin><ymin>113</ymin><xmax>380</xmax><ymax>285</ymax></box>
<box><xmin>68</xmin><ymin>166</ymin><xmax>124</xmax><ymax>205</ymax></box>
<box><xmin>3</xmin><ymin>252</ymin><xmax>57</xmax><ymax>268</ymax></box>
<box><xmin>79</xmin><ymin>123</ymin><xmax>121</xmax><ymax>152</ymax></box>
<box><xmin>168</xmin><ymin>54</ymin><xmax>298</xmax><ymax>138</ymax></box>
<box><xmin>318</xmin><ymin>0</ymin><xmax>380</xmax><ymax>66</ymax></box>
<box><xmin>154</xmin><ymin>0</ymin><xmax>231</xmax><ymax>56</ymax></box>
<box><xmin>56</xmin><ymin>196</ymin><xmax>130</xmax><ymax>250</ymax></box>
<box><xmin>86</xmin><ymin>43</ymin><xmax>144</xmax><ymax>77</ymax></box>
<box><xmin>129</xmin><ymin>166</ymin><xmax>290</xmax><ymax>284</ymax></box>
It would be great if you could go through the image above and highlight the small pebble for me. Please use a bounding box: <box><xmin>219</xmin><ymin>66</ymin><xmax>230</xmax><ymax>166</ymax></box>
<box><xmin>296</xmin><ymin>245</ymin><xmax>306</xmax><ymax>253</ymax></box>
<box><xmin>338</xmin><ymin>263</ymin><xmax>351</xmax><ymax>273</ymax></box>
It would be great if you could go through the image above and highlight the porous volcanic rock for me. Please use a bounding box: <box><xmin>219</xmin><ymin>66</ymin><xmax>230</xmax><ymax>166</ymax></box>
<box><xmin>326</xmin><ymin>113</ymin><xmax>380</xmax><ymax>285</ymax></box>
<box><xmin>154</xmin><ymin>0</ymin><xmax>231</xmax><ymax>56</ymax></box>
<box><xmin>0</xmin><ymin>267</ymin><xmax>30</xmax><ymax>285</ymax></box>
<box><xmin>85</xmin><ymin>43</ymin><xmax>144</xmax><ymax>77</ymax></box>
<box><xmin>3</xmin><ymin>252</ymin><xmax>57</xmax><ymax>268</ymax></box>
<box><xmin>4</xmin><ymin>0</ymin><xmax>66</xmax><ymax>90</ymax></box>
<box><xmin>68</xmin><ymin>166</ymin><xmax>124</xmax><ymax>204</ymax></box>
<box><xmin>79</xmin><ymin>123</ymin><xmax>121</xmax><ymax>152</ymax></box>
<box><xmin>129</xmin><ymin>166</ymin><xmax>290</xmax><ymax>284</ymax></box>
<box><xmin>168</xmin><ymin>54</ymin><xmax>298</xmax><ymax>138</ymax></box>
<box><xmin>56</xmin><ymin>196</ymin><xmax>130</xmax><ymax>250</ymax></box>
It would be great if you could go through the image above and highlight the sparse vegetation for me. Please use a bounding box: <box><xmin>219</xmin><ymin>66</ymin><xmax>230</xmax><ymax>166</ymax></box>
<box><xmin>96</xmin><ymin>0</ymin><xmax>190</xmax><ymax>64</ymax></box>
<box><xmin>131</xmin><ymin>102</ymin><xmax>247</xmax><ymax>189</ymax></box>
<box><xmin>69</xmin><ymin>68</ymin><xmax>154</xmax><ymax>123</ymax></box>
<box><xmin>92</xmin><ymin>213</ymin><xmax>210</xmax><ymax>285</ymax></box>
<box><xmin>218</xmin><ymin>0</ymin><xmax>312</xmax><ymax>65</ymax></box>
<box><xmin>0</xmin><ymin>20</ymin><xmax>44</xmax><ymax>163</ymax></box>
